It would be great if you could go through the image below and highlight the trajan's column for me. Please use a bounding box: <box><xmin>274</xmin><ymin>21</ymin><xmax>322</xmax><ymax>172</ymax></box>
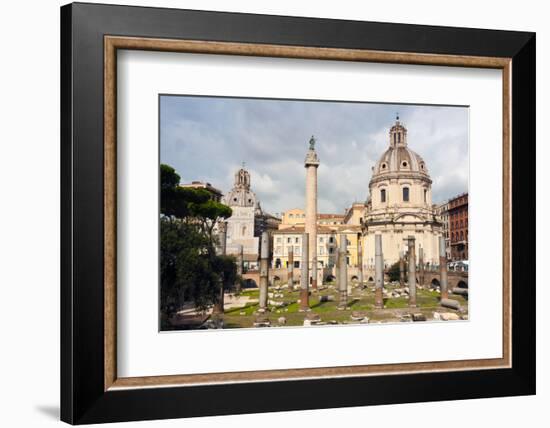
<box><xmin>304</xmin><ymin>136</ymin><xmax>320</xmax><ymax>289</ymax></box>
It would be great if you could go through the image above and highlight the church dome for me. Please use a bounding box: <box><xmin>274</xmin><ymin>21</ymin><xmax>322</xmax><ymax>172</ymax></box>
<box><xmin>370</xmin><ymin>117</ymin><xmax>431</xmax><ymax>185</ymax></box>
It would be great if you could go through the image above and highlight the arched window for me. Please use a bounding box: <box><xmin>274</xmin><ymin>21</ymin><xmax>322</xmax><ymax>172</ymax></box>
<box><xmin>403</xmin><ymin>187</ymin><xmax>410</xmax><ymax>202</ymax></box>
<box><xmin>460</xmin><ymin>231</ymin><xmax>464</xmax><ymax>241</ymax></box>
<box><xmin>380</xmin><ymin>188</ymin><xmax>386</xmax><ymax>203</ymax></box>
<box><xmin>424</xmin><ymin>189</ymin><xmax>427</xmax><ymax>202</ymax></box>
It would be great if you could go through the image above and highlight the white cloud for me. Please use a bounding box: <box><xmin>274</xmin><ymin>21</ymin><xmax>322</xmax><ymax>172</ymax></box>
<box><xmin>161</xmin><ymin>96</ymin><xmax>468</xmax><ymax>214</ymax></box>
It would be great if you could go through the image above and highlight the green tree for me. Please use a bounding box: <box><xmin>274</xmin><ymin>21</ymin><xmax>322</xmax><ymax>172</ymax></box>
<box><xmin>387</xmin><ymin>261</ymin><xmax>402</xmax><ymax>282</ymax></box>
<box><xmin>159</xmin><ymin>164</ymin><xmax>236</xmax><ymax>326</ymax></box>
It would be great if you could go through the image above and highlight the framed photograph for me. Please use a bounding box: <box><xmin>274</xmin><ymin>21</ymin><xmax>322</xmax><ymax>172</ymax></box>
<box><xmin>61</xmin><ymin>2</ymin><xmax>535</xmax><ymax>424</ymax></box>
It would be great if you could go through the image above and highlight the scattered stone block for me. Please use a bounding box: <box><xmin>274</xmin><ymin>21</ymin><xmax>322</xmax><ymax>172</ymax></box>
<box><xmin>253</xmin><ymin>315</ymin><xmax>271</xmax><ymax>327</ymax></box>
<box><xmin>303</xmin><ymin>313</ymin><xmax>321</xmax><ymax>326</ymax></box>
<box><xmin>434</xmin><ymin>312</ymin><xmax>460</xmax><ymax>321</ymax></box>
<box><xmin>278</xmin><ymin>316</ymin><xmax>287</xmax><ymax>325</ymax></box>
<box><xmin>350</xmin><ymin>311</ymin><xmax>366</xmax><ymax>321</ymax></box>
<box><xmin>441</xmin><ymin>298</ymin><xmax>461</xmax><ymax>310</ymax></box>
<box><xmin>412</xmin><ymin>313</ymin><xmax>426</xmax><ymax>322</ymax></box>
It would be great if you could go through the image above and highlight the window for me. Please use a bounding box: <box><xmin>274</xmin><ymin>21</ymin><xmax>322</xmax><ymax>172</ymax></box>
<box><xmin>393</xmin><ymin>133</ymin><xmax>396</xmax><ymax>144</ymax></box>
<box><xmin>287</xmin><ymin>237</ymin><xmax>291</xmax><ymax>244</ymax></box>
<box><xmin>276</xmin><ymin>237</ymin><xmax>282</xmax><ymax>243</ymax></box>
<box><xmin>294</xmin><ymin>261</ymin><xmax>300</xmax><ymax>268</ymax></box>
<box><xmin>402</xmin><ymin>161</ymin><xmax>407</xmax><ymax>167</ymax></box>
<box><xmin>319</xmin><ymin>237</ymin><xmax>324</xmax><ymax>243</ymax></box>
<box><xmin>380</xmin><ymin>188</ymin><xmax>386</xmax><ymax>203</ymax></box>
<box><xmin>403</xmin><ymin>187</ymin><xmax>410</xmax><ymax>202</ymax></box>
<box><xmin>319</xmin><ymin>247</ymin><xmax>324</xmax><ymax>255</ymax></box>
<box><xmin>295</xmin><ymin>237</ymin><xmax>299</xmax><ymax>243</ymax></box>
<box><xmin>329</xmin><ymin>248</ymin><xmax>334</xmax><ymax>254</ymax></box>
<box><xmin>295</xmin><ymin>246</ymin><xmax>300</xmax><ymax>254</ymax></box>
<box><xmin>398</xmin><ymin>133</ymin><xmax>401</xmax><ymax>143</ymax></box>
<box><xmin>460</xmin><ymin>231</ymin><xmax>464</xmax><ymax>241</ymax></box>
<box><xmin>424</xmin><ymin>189</ymin><xmax>427</xmax><ymax>203</ymax></box>
<box><xmin>346</xmin><ymin>256</ymin><xmax>350</xmax><ymax>265</ymax></box>
<box><xmin>289</xmin><ymin>213</ymin><xmax>294</xmax><ymax>218</ymax></box>
<box><xmin>275</xmin><ymin>246</ymin><xmax>281</xmax><ymax>255</ymax></box>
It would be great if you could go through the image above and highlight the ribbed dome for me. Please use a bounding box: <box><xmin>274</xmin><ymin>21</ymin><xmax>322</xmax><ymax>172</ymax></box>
<box><xmin>371</xmin><ymin>117</ymin><xmax>430</xmax><ymax>181</ymax></box>
<box><xmin>373</xmin><ymin>146</ymin><xmax>428</xmax><ymax>175</ymax></box>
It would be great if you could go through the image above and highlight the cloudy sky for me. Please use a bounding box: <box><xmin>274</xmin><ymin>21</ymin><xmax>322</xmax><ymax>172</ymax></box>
<box><xmin>160</xmin><ymin>95</ymin><xmax>468</xmax><ymax>215</ymax></box>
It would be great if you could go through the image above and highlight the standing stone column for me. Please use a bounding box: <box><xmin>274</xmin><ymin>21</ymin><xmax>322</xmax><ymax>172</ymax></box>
<box><xmin>304</xmin><ymin>136</ymin><xmax>320</xmax><ymax>290</ymax></box>
<box><xmin>287</xmin><ymin>245</ymin><xmax>294</xmax><ymax>290</ymax></box>
<box><xmin>357</xmin><ymin>237</ymin><xmax>364</xmax><ymax>286</ymax></box>
<box><xmin>299</xmin><ymin>233</ymin><xmax>310</xmax><ymax>311</ymax></box>
<box><xmin>399</xmin><ymin>250</ymin><xmax>405</xmax><ymax>288</ymax></box>
<box><xmin>258</xmin><ymin>231</ymin><xmax>270</xmax><ymax>313</ymax></box>
<box><xmin>407</xmin><ymin>236</ymin><xmax>417</xmax><ymax>307</ymax></box>
<box><xmin>374</xmin><ymin>234</ymin><xmax>384</xmax><ymax>309</ymax></box>
<box><xmin>235</xmin><ymin>244</ymin><xmax>243</xmax><ymax>294</ymax></box>
<box><xmin>213</xmin><ymin>222</ymin><xmax>228</xmax><ymax>315</ymax></box>
<box><xmin>419</xmin><ymin>246</ymin><xmax>425</xmax><ymax>287</ymax></box>
<box><xmin>439</xmin><ymin>236</ymin><xmax>449</xmax><ymax>299</ymax></box>
<box><xmin>338</xmin><ymin>234</ymin><xmax>348</xmax><ymax>310</ymax></box>
<box><xmin>334</xmin><ymin>246</ymin><xmax>340</xmax><ymax>289</ymax></box>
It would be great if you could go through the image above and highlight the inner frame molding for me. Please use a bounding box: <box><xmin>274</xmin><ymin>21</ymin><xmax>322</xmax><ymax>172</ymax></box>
<box><xmin>104</xmin><ymin>35</ymin><xmax>512</xmax><ymax>391</ymax></box>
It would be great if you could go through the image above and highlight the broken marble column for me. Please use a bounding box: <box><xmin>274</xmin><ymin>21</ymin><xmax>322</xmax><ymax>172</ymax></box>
<box><xmin>287</xmin><ymin>245</ymin><xmax>294</xmax><ymax>290</ymax></box>
<box><xmin>419</xmin><ymin>245</ymin><xmax>425</xmax><ymax>287</ymax></box>
<box><xmin>399</xmin><ymin>250</ymin><xmax>405</xmax><ymax>288</ymax></box>
<box><xmin>439</xmin><ymin>235</ymin><xmax>449</xmax><ymax>300</ymax></box>
<box><xmin>235</xmin><ymin>244</ymin><xmax>243</xmax><ymax>294</ymax></box>
<box><xmin>258</xmin><ymin>231</ymin><xmax>270</xmax><ymax>313</ymax></box>
<box><xmin>213</xmin><ymin>222</ymin><xmax>228</xmax><ymax>315</ymax></box>
<box><xmin>299</xmin><ymin>233</ymin><xmax>310</xmax><ymax>311</ymax></box>
<box><xmin>334</xmin><ymin>246</ymin><xmax>340</xmax><ymax>289</ymax></box>
<box><xmin>357</xmin><ymin>237</ymin><xmax>364</xmax><ymax>286</ymax></box>
<box><xmin>375</xmin><ymin>234</ymin><xmax>384</xmax><ymax>309</ymax></box>
<box><xmin>407</xmin><ymin>236</ymin><xmax>417</xmax><ymax>307</ymax></box>
<box><xmin>338</xmin><ymin>234</ymin><xmax>348</xmax><ymax>309</ymax></box>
